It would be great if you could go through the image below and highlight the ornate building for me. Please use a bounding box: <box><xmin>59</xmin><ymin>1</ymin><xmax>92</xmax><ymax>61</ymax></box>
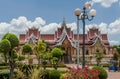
<box><xmin>19</xmin><ymin>20</ymin><xmax>113</xmax><ymax>64</ymax></box>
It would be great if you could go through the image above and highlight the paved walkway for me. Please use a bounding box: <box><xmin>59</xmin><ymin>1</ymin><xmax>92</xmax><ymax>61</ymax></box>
<box><xmin>107</xmin><ymin>70</ymin><xmax>120</xmax><ymax>79</ymax></box>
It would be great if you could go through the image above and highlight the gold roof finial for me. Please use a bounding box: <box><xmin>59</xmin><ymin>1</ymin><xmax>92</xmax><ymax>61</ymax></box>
<box><xmin>31</xmin><ymin>26</ymin><xmax>36</xmax><ymax>29</ymax></box>
<box><xmin>61</xmin><ymin>18</ymin><xmax>67</xmax><ymax>29</ymax></box>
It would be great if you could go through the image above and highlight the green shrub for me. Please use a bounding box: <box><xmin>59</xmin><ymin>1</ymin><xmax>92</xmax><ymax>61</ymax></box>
<box><xmin>0</xmin><ymin>70</ymin><xmax>9</xmax><ymax>79</ymax></box>
<box><xmin>18</xmin><ymin>55</ymin><xmax>25</xmax><ymax>61</ymax></box>
<box><xmin>42</xmin><ymin>70</ymin><xmax>49</xmax><ymax>79</ymax></box>
<box><xmin>0</xmin><ymin>66</ymin><xmax>9</xmax><ymax>69</ymax></box>
<box><xmin>102</xmin><ymin>63</ymin><xmax>111</xmax><ymax>67</ymax></box>
<box><xmin>92</xmin><ymin>66</ymin><xmax>108</xmax><ymax>79</ymax></box>
<box><xmin>28</xmin><ymin>68</ymin><xmax>43</xmax><ymax>79</ymax></box>
<box><xmin>0</xmin><ymin>62</ymin><xmax>6</xmax><ymax>66</ymax></box>
<box><xmin>15</xmin><ymin>62</ymin><xmax>35</xmax><ymax>77</ymax></box>
<box><xmin>41</xmin><ymin>69</ymin><xmax>65</xmax><ymax>79</ymax></box>
<box><xmin>60</xmin><ymin>74</ymin><xmax>66</xmax><ymax>79</ymax></box>
<box><xmin>49</xmin><ymin>70</ymin><xmax>61</xmax><ymax>79</ymax></box>
<box><xmin>14</xmin><ymin>69</ymin><xmax>25</xmax><ymax>79</ymax></box>
<box><xmin>42</xmin><ymin>63</ymin><xmax>66</xmax><ymax>67</ymax></box>
<box><xmin>58</xmin><ymin>63</ymin><xmax>66</xmax><ymax>67</ymax></box>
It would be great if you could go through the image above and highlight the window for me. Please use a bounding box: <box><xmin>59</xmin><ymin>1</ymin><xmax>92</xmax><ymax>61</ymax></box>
<box><xmin>86</xmin><ymin>50</ymin><xmax>89</xmax><ymax>55</ymax></box>
<box><xmin>96</xmin><ymin>49</ymin><xmax>99</xmax><ymax>52</ymax></box>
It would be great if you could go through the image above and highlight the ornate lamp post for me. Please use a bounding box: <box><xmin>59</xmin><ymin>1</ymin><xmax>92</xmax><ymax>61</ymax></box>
<box><xmin>74</xmin><ymin>8</ymin><xmax>81</xmax><ymax>67</ymax></box>
<box><xmin>74</xmin><ymin>2</ymin><xmax>96</xmax><ymax>68</ymax></box>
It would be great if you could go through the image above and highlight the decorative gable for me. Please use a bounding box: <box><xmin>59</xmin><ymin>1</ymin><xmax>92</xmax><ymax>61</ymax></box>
<box><xmin>25</xmin><ymin>33</ymin><xmax>37</xmax><ymax>44</ymax></box>
<box><xmin>55</xmin><ymin>27</ymin><xmax>76</xmax><ymax>48</ymax></box>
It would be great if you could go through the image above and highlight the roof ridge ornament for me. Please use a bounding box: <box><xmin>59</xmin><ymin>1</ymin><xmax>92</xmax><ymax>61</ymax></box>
<box><xmin>61</xmin><ymin>18</ymin><xmax>67</xmax><ymax>29</ymax></box>
<box><xmin>25</xmin><ymin>33</ymin><xmax>37</xmax><ymax>44</ymax></box>
<box><xmin>31</xmin><ymin>26</ymin><xmax>36</xmax><ymax>29</ymax></box>
<box><xmin>92</xmin><ymin>26</ymin><xmax>96</xmax><ymax>30</ymax></box>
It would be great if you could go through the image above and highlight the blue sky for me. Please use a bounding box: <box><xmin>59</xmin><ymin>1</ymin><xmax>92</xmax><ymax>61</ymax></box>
<box><xmin>0</xmin><ymin>0</ymin><xmax>120</xmax><ymax>45</ymax></box>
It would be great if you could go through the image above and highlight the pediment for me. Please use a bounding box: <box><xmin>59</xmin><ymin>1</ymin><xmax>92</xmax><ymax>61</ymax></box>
<box><xmin>94</xmin><ymin>39</ymin><xmax>103</xmax><ymax>47</ymax></box>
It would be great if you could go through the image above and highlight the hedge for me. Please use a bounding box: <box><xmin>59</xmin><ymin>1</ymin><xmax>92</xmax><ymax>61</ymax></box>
<box><xmin>0</xmin><ymin>70</ymin><xmax>9</xmax><ymax>79</ymax></box>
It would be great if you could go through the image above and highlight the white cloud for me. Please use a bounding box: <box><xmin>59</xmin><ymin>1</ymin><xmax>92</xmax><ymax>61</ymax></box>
<box><xmin>33</xmin><ymin>17</ymin><xmax>46</xmax><ymax>26</ymax></box>
<box><xmin>108</xmin><ymin>18</ymin><xmax>120</xmax><ymax>34</ymax></box>
<box><xmin>86</xmin><ymin>18</ymin><xmax>120</xmax><ymax>35</ymax></box>
<box><xmin>98</xmin><ymin>23</ymin><xmax>108</xmax><ymax>33</ymax></box>
<box><xmin>92</xmin><ymin>0</ymin><xmax>118</xmax><ymax>7</ymax></box>
<box><xmin>41</xmin><ymin>22</ymin><xmax>77</xmax><ymax>34</ymax></box>
<box><xmin>41</xmin><ymin>23</ymin><xmax>60</xmax><ymax>34</ymax></box>
<box><xmin>0</xmin><ymin>23</ymin><xmax>10</xmax><ymax>34</ymax></box>
<box><xmin>0</xmin><ymin>16</ymin><xmax>77</xmax><ymax>36</ymax></box>
<box><xmin>0</xmin><ymin>16</ymin><xmax>46</xmax><ymax>36</ymax></box>
<box><xmin>0</xmin><ymin>16</ymin><xmax>120</xmax><ymax>36</ymax></box>
<box><xmin>67</xmin><ymin>22</ymin><xmax>77</xmax><ymax>31</ymax></box>
<box><xmin>0</xmin><ymin>16</ymin><xmax>120</xmax><ymax>45</ymax></box>
<box><xmin>86</xmin><ymin>23</ymin><xmax>108</xmax><ymax>33</ymax></box>
<box><xmin>109</xmin><ymin>40</ymin><xmax>119</xmax><ymax>45</ymax></box>
<box><xmin>109</xmin><ymin>18</ymin><xmax>120</xmax><ymax>28</ymax></box>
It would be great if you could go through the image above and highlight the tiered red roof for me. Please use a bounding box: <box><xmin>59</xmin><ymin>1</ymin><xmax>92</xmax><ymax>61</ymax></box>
<box><xmin>19</xmin><ymin>22</ymin><xmax>110</xmax><ymax>47</ymax></box>
<box><xmin>19</xmin><ymin>34</ymin><xmax>25</xmax><ymax>44</ymax></box>
<box><xmin>40</xmin><ymin>34</ymin><xmax>54</xmax><ymax>40</ymax></box>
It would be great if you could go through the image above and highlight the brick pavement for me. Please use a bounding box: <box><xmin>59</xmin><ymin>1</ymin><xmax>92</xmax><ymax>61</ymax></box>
<box><xmin>107</xmin><ymin>70</ymin><xmax>120</xmax><ymax>79</ymax></box>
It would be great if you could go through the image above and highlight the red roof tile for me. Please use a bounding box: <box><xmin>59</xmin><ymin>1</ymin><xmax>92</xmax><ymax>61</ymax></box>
<box><xmin>19</xmin><ymin>26</ymin><xmax>110</xmax><ymax>46</ymax></box>
<box><xmin>26</xmin><ymin>28</ymin><xmax>40</xmax><ymax>38</ymax></box>
<box><xmin>19</xmin><ymin>34</ymin><xmax>26</xmax><ymax>44</ymax></box>
<box><xmin>101</xmin><ymin>34</ymin><xmax>108</xmax><ymax>40</ymax></box>
<box><xmin>88</xmin><ymin>28</ymin><xmax>100</xmax><ymax>38</ymax></box>
<box><xmin>19</xmin><ymin>34</ymin><xmax>25</xmax><ymax>41</ymax></box>
<box><xmin>41</xmin><ymin>34</ymin><xmax>54</xmax><ymax>40</ymax></box>
<box><xmin>66</xmin><ymin>28</ymin><xmax>71</xmax><ymax>37</ymax></box>
<box><xmin>57</xmin><ymin>28</ymin><xmax>62</xmax><ymax>38</ymax></box>
<box><xmin>74</xmin><ymin>34</ymin><xmax>88</xmax><ymax>40</ymax></box>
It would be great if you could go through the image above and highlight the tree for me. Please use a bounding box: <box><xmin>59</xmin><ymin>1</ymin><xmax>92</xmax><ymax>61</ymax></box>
<box><xmin>46</xmin><ymin>52</ymin><xmax>52</xmax><ymax>65</ymax></box>
<box><xmin>52</xmin><ymin>57</ymin><xmax>58</xmax><ymax>70</ymax></box>
<box><xmin>2</xmin><ymin>33</ymin><xmax>19</xmax><ymax>49</ymax></box>
<box><xmin>113</xmin><ymin>53</ymin><xmax>119</xmax><ymax>61</ymax></box>
<box><xmin>61</xmin><ymin>50</ymin><xmax>66</xmax><ymax>63</ymax></box>
<box><xmin>116</xmin><ymin>46</ymin><xmax>120</xmax><ymax>54</ymax></box>
<box><xmin>51</xmin><ymin>47</ymin><xmax>63</xmax><ymax>58</ymax></box>
<box><xmin>22</xmin><ymin>44</ymin><xmax>32</xmax><ymax>64</ymax></box>
<box><xmin>22</xmin><ymin>44</ymin><xmax>32</xmax><ymax>54</ymax></box>
<box><xmin>34</xmin><ymin>40</ymin><xmax>46</xmax><ymax>68</ymax></box>
<box><xmin>2</xmin><ymin>33</ymin><xmax>19</xmax><ymax>79</ymax></box>
<box><xmin>0</xmin><ymin>39</ymin><xmax>11</xmax><ymax>64</ymax></box>
<box><xmin>51</xmin><ymin>47</ymin><xmax>64</xmax><ymax>69</ymax></box>
<box><xmin>95</xmin><ymin>52</ymin><xmax>104</xmax><ymax>66</ymax></box>
<box><xmin>113</xmin><ymin>45</ymin><xmax>120</xmax><ymax>69</ymax></box>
